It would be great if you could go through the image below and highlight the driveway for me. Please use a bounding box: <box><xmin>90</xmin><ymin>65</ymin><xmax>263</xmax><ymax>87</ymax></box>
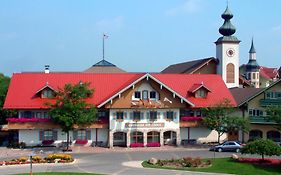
<box><xmin>0</xmin><ymin>147</ymin><xmax>234</xmax><ymax>175</ymax></box>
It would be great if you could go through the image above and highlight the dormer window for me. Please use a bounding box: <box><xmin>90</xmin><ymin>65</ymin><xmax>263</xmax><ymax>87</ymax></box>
<box><xmin>195</xmin><ymin>89</ymin><xmax>207</xmax><ymax>98</ymax></box>
<box><xmin>42</xmin><ymin>89</ymin><xmax>55</xmax><ymax>98</ymax></box>
<box><xmin>189</xmin><ymin>82</ymin><xmax>211</xmax><ymax>99</ymax></box>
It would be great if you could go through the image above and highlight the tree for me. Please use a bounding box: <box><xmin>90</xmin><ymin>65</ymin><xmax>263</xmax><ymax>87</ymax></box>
<box><xmin>241</xmin><ymin>139</ymin><xmax>281</xmax><ymax>160</ymax></box>
<box><xmin>0</xmin><ymin>73</ymin><xmax>16</xmax><ymax>125</ymax></box>
<box><xmin>203</xmin><ymin>98</ymin><xmax>249</xmax><ymax>143</ymax></box>
<box><xmin>47</xmin><ymin>82</ymin><xmax>97</xmax><ymax>150</ymax></box>
<box><xmin>266</xmin><ymin>105</ymin><xmax>281</xmax><ymax>132</ymax></box>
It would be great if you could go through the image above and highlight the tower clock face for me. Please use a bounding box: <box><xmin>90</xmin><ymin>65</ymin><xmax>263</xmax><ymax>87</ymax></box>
<box><xmin>226</xmin><ymin>48</ymin><xmax>235</xmax><ymax>57</ymax></box>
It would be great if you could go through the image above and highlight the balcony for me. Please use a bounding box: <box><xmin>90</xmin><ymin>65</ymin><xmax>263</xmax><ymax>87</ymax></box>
<box><xmin>180</xmin><ymin>116</ymin><xmax>203</xmax><ymax>127</ymax></box>
<box><xmin>6</xmin><ymin>118</ymin><xmax>109</xmax><ymax>130</ymax></box>
<box><xmin>249</xmin><ymin>116</ymin><xmax>276</xmax><ymax>124</ymax></box>
<box><xmin>260</xmin><ymin>99</ymin><xmax>281</xmax><ymax>107</ymax></box>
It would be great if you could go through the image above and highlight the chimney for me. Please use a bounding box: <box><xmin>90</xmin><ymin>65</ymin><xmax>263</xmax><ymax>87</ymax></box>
<box><xmin>44</xmin><ymin>65</ymin><xmax>50</xmax><ymax>73</ymax></box>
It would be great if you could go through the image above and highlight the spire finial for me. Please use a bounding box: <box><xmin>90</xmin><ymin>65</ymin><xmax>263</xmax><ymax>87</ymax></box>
<box><xmin>249</xmin><ymin>37</ymin><xmax>256</xmax><ymax>53</ymax></box>
<box><xmin>219</xmin><ymin>4</ymin><xmax>236</xmax><ymax>36</ymax></box>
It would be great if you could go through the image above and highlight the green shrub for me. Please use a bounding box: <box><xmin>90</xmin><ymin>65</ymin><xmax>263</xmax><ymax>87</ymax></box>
<box><xmin>241</xmin><ymin>139</ymin><xmax>281</xmax><ymax>160</ymax></box>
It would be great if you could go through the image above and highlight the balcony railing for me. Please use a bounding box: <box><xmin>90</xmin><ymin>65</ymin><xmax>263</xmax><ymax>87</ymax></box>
<box><xmin>260</xmin><ymin>99</ymin><xmax>281</xmax><ymax>107</ymax></box>
<box><xmin>249</xmin><ymin>116</ymin><xmax>276</xmax><ymax>124</ymax></box>
<box><xmin>7</xmin><ymin>118</ymin><xmax>51</xmax><ymax>123</ymax></box>
<box><xmin>180</xmin><ymin>116</ymin><xmax>202</xmax><ymax>127</ymax></box>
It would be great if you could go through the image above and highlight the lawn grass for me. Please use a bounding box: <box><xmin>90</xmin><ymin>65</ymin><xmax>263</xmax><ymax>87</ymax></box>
<box><xmin>142</xmin><ymin>157</ymin><xmax>281</xmax><ymax>175</ymax></box>
<box><xmin>14</xmin><ymin>172</ymin><xmax>102</xmax><ymax>175</ymax></box>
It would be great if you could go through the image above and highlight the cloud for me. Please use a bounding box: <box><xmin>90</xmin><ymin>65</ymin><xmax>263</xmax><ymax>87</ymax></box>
<box><xmin>166</xmin><ymin>0</ymin><xmax>202</xmax><ymax>16</ymax></box>
<box><xmin>95</xmin><ymin>16</ymin><xmax>124</xmax><ymax>32</ymax></box>
<box><xmin>272</xmin><ymin>25</ymin><xmax>281</xmax><ymax>32</ymax></box>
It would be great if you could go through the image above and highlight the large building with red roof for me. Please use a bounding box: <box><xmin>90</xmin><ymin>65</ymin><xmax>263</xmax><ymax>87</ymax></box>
<box><xmin>3</xmin><ymin>72</ymin><xmax>236</xmax><ymax>147</ymax></box>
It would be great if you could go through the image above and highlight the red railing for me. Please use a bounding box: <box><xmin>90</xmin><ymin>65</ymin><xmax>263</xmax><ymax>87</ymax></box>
<box><xmin>6</xmin><ymin>118</ymin><xmax>51</xmax><ymax>123</ymax></box>
<box><xmin>180</xmin><ymin>116</ymin><xmax>202</xmax><ymax>121</ymax></box>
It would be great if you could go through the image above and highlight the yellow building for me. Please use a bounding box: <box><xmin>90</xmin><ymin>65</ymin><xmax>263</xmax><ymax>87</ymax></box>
<box><xmin>231</xmin><ymin>79</ymin><xmax>281</xmax><ymax>143</ymax></box>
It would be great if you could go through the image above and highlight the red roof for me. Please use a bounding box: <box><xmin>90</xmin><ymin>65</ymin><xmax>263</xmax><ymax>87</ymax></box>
<box><xmin>260</xmin><ymin>66</ymin><xmax>279</xmax><ymax>80</ymax></box>
<box><xmin>151</xmin><ymin>74</ymin><xmax>236</xmax><ymax>108</ymax></box>
<box><xmin>4</xmin><ymin>73</ymin><xmax>236</xmax><ymax>109</ymax></box>
<box><xmin>4</xmin><ymin>73</ymin><xmax>145</xmax><ymax>109</ymax></box>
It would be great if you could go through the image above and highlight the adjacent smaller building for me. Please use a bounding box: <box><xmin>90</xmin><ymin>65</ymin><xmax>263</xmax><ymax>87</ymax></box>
<box><xmin>230</xmin><ymin>79</ymin><xmax>281</xmax><ymax>143</ymax></box>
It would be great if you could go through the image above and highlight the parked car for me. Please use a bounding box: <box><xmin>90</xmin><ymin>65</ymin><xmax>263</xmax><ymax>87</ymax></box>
<box><xmin>209</xmin><ymin>141</ymin><xmax>243</xmax><ymax>153</ymax></box>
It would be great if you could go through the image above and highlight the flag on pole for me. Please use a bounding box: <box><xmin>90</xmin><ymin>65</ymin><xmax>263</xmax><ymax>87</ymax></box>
<box><xmin>103</xmin><ymin>34</ymin><xmax>109</xmax><ymax>39</ymax></box>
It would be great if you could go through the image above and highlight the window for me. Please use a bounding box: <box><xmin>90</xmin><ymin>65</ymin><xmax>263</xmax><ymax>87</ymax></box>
<box><xmin>116</xmin><ymin>111</ymin><xmax>124</xmax><ymax>120</ymax></box>
<box><xmin>77</xmin><ymin>130</ymin><xmax>86</xmax><ymax>140</ymax></box>
<box><xmin>43</xmin><ymin>112</ymin><xmax>49</xmax><ymax>119</ymax></box>
<box><xmin>150</xmin><ymin>91</ymin><xmax>156</xmax><ymax>99</ymax></box>
<box><xmin>43</xmin><ymin>130</ymin><xmax>53</xmax><ymax>140</ymax></box>
<box><xmin>133</xmin><ymin>111</ymin><xmax>141</xmax><ymax>121</ymax></box>
<box><xmin>36</xmin><ymin>112</ymin><xmax>42</xmax><ymax>119</ymax></box>
<box><xmin>149</xmin><ymin>111</ymin><xmax>157</xmax><ymax>121</ymax></box>
<box><xmin>249</xmin><ymin>109</ymin><xmax>263</xmax><ymax>117</ymax></box>
<box><xmin>166</xmin><ymin>111</ymin><xmax>174</xmax><ymax>120</ymax></box>
<box><xmin>253</xmin><ymin>73</ymin><xmax>256</xmax><ymax>79</ymax></box>
<box><xmin>226</xmin><ymin>63</ymin><xmax>235</xmax><ymax>83</ymax></box>
<box><xmin>142</xmin><ymin>90</ymin><xmax>148</xmax><ymax>100</ymax></box>
<box><xmin>22</xmin><ymin>111</ymin><xmax>33</xmax><ymax>118</ymax></box>
<box><xmin>266</xmin><ymin>92</ymin><xmax>281</xmax><ymax>99</ymax></box>
<box><xmin>196</xmin><ymin>110</ymin><xmax>202</xmax><ymax>117</ymax></box>
<box><xmin>42</xmin><ymin>89</ymin><xmax>54</xmax><ymax>98</ymax></box>
<box><xmin>134</xmin><ymin>91</ymin><xmax>141</xmax><ymax>99</ymax></box>
<box><xmin>195</xmin><ymin>89</ymin><xmax>207</xmax><ymax>98</ymax></box>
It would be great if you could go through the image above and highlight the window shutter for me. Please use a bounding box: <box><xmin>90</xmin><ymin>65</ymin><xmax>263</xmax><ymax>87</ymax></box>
<box><xmin>140</xmin><ymin>112</ymin><xmax>144</xmax><ymax>120</ymax></box>
<box><xmin>130</xmin><ymin>112</ymin><xmax>133</xmax><ymax>119</ymax></box>
<box><xmin>146</xmin><ymin>112</ymin><xmax>150</xmax><ymax>119</ymax></box>
<box><xmin>39</xmin><ymin>130</ymin><xmax>44</xmax><ymax>141</ymax></box>
<box><xmin>157</xmin><ymin>112</ymin><xmax>161</xmax><ymax>119</ymax></box>
<box><xmin>259</xmin><ymin>110</ymin><xmax>263</xmax><ymax>116</ymax></box>
<box><xmin>112</xmin><ymin>112</ymin><xmax>116</xmax><ymax>120</ymax></box>
<box><xmin>86</xmin><ymin>130</ymin><xmax>91</xmax><ymax>140</ymax></box>
<box><xmin>173</xmin><ymin>112</ymin><xmax>177</xmax><ymax>120</ymax></box>
<box><xmin>53</xmin><ymin>130</ymin><xmax>58</xmax><ymax>140</ymax></box>
<box><xmin>124</xmin><ymin>112</ymin><xmax>127</xmax><ymax>119</ymax></box>
<box><xmin>73</xmin><ymin>130</ymin><xmax>78</xmax><ymax>140</ymax></box>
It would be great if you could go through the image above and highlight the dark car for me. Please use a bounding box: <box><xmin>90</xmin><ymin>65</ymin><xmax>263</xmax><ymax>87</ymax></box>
<box><xmin>209</xmin><ymin>141</ymin><xmax>243</xmax><ymax>153</ymax></box>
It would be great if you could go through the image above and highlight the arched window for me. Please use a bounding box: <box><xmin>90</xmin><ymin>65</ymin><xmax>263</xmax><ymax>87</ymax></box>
<box><xmin>249</xmin><ymin>130</ymin><xmax>263</xmax><ymax>140</ymax></box>
<box><xmin>267</xmin><ymin>131</ymin><xmax>281</xmax><ymax>142</ymax></box>
<box><xmin>226</xmin><ymin>63</ymin><xmax>235</xmax><ymax>83</ymax></box>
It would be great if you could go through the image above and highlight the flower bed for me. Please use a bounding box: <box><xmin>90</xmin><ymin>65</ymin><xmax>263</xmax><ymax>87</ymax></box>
<box><xmin>147</xmin><ymin>157</ymin><xmax>211</xmax><ymax>168</ymax></box>
<box><xmin>7</xmin><ymin>118</ymin><xmax>51</xmax><ymax>123</ymax></box>
<box><xmin>42</xmin><ymin>140</ymin><xmax>54</xmax><ymax>145</ymax></box>
<box><xmin>130</xmin><ymin>143</ymin><xmax>144</xmax><ymax>147</ymax></box>
<box><xmin>238</xmin><ymin>157</ymin><xmax>281</xmax><ymax>165</ymax></box>
<box><xmin>181</xmin><ymin>116</ymin><xmax>202</xmax><ymax>121</ymax></box>
<box><xmin>146</xmin><ymin>142</ymin><xmax>161</xmax><ymax>147</ymax></box>
<box><xmin>0</xmin><ymin>154</ymin><xmax>73</xmax><ymax>166</ymax></box>
<box><xmin>75</xmin><ymin>139</ymin><xmax>88</xmax><ymax>145</ymax></box>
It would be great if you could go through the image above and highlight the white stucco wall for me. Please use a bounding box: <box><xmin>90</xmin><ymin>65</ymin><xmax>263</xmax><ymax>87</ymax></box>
<box><xmin>180</xmin><ymin>127</ymin><xmax>227</xmax><ymax>143</ymax></box>
<box><xmin>216</xmin><ymin>42</ymin><xmax>240</xmax><ymax>88</ymax></box>
<box><xmin>110</xmin><ymin>109</ymin><xmax>180</xmax><ymax>132</ymax></box>
<box><xmin>19</xmin><ymin>128</ymin><xmax>109</xmax><ymax>147</ymax></box>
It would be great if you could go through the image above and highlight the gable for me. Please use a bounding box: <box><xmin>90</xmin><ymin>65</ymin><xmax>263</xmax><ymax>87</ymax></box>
<box><xmin>105</xmin><ymin>79</ymin><xmax>188</xmax><ymax>109</ymax></box>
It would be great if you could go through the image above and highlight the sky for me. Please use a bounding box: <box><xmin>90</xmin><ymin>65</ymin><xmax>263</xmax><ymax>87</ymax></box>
<box><xmin>0</xmin><ymin>0</ymin><xmax>280</xmax><ymax>76</ymax></box>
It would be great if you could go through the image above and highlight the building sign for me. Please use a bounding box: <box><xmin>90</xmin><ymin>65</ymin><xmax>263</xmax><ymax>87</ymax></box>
<box><xmin>125</xmin><ymin>122</ymin><xmax>165</xmax><ymax>128</ymax></box>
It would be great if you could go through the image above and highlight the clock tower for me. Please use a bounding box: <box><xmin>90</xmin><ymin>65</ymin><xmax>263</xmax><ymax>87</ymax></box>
<box><xmin>215</xmin><ymin>5</ymin><xmax>240</xmax><ymax>88</ymax></box>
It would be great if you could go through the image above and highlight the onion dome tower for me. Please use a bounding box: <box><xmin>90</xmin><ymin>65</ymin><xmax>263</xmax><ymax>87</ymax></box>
<box><xmin>215</xmin><ymin>5</ymin><xmax>240</xmax><ymax>88</ymax></box>
<box><xmin>246</xmin><ymin>38</ymin><xmax>260</xmax><ymax>88</ymax></box>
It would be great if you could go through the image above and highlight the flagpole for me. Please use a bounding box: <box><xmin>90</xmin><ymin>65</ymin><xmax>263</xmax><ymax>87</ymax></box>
<box><xmin>102</xmin><ymin>34</ymin><xmax>105</xmax><ymax>61</ymax></box>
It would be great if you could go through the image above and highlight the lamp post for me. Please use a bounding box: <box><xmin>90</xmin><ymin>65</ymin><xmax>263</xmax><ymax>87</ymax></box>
<box><xmin>29</xmin><ymin>153</ymin><xmax>35</xmax><ymax>175</ymax></box>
